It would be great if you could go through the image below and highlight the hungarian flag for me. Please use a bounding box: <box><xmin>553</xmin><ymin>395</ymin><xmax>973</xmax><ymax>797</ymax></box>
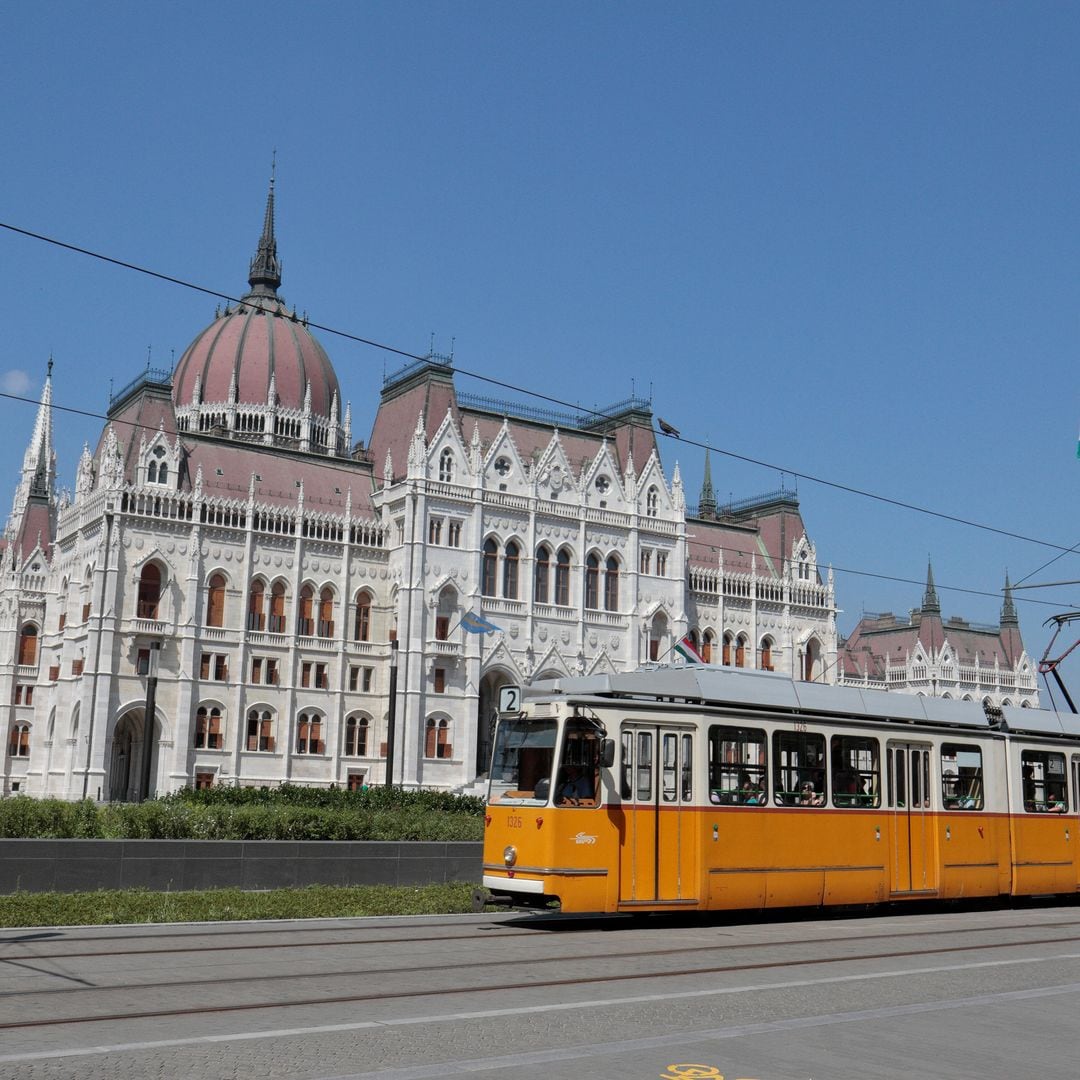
<box><xmin>673</xmin><ymin>635</ymin><xmax>704</xmax><ymax>663</ymax></box>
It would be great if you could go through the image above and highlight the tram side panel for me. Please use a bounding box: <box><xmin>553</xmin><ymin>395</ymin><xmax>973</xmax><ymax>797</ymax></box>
<box><xmin>935</xmin><ymin>736</ymin><xmax>1010</xmax><ymax>901</ymax></box>
<box><xmin>1007</xmin><ymin>740</ymin><xmax>1078</xmax><ymax>897</ymax></box>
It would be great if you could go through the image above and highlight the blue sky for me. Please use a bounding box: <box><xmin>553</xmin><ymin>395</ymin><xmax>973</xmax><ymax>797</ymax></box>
<box><xmin>2</xmin><ymin>2</ymin><xmax>1079</xmax><ymax>688</ymax></box>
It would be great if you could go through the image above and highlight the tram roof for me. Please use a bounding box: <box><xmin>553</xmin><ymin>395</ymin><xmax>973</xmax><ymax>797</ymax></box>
<box><xmin>528</xmin><ymin>666</ymin><xmax>1080</xmax><ymax>737</ymax></box>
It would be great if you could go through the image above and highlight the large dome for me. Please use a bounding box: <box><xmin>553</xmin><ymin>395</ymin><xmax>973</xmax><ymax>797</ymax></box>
<box><xmin>172</xmin><ymin>296</ymin><xmax>340</xmax><ymax>422</ymax></box>
<box><xmin>171</xmin><ymin>178</ymin><xmax>341</xmax><ymax>425</ymax></box>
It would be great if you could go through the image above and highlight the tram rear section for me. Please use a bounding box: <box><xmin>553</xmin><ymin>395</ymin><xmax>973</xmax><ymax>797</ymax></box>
<box><xmin>482</xmin><ymin>667</ymin><xmax>1080</xmax><ymax>913</ymax></box>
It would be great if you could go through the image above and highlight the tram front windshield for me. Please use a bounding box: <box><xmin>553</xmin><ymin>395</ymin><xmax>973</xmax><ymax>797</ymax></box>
<box><xmin>488</xmin><ymin>716</ymin><xmax>557</xmax><ymax>803</ymax></box>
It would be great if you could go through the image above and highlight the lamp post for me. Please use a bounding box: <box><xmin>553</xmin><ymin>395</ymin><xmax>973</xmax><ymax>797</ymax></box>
<box><xmin>139</xmin><ymin>641</ymin><xmax>161</xmax><ymax>802</ymax></box>
<box><xmin>384</xmin><ymin>638</ymin><xmax>399</xmax><ymax>787</ymax></box>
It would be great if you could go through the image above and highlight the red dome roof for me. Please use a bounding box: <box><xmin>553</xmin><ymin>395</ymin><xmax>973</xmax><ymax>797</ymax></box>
<box><xmin>172</xmin><ymin>174</ymin><xmax>341</xmax><ymax>423</ymax></box>
<box><xmin>172</xmin><ymin>297</ymin><xmax>340</xmax><ymax>421</ymax></box>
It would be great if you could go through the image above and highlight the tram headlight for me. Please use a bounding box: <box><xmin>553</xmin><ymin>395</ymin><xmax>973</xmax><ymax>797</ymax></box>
<box><xmin>503</xmin><ymin>844</ymin><xmax>517</xmax><ymax>867</ymax></box>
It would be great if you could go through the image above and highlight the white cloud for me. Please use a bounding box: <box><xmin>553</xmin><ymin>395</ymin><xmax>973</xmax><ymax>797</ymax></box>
<box><xmin>1</xmin><ymin>370</ymin><xmax>32</xmax><ymax>396</ymax></box>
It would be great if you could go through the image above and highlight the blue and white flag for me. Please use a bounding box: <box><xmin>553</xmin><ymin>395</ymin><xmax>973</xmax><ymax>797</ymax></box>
<box><xmin>460</xmin><ymin>610</ymin><xmax>501</xmax><ymax>635</ymax></box>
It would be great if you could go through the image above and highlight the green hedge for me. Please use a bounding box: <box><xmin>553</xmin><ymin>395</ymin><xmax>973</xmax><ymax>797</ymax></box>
<box><xmin>0</xmin><ymin>786</ymin><xmax>484</xmax><ymax>841</ymax></box>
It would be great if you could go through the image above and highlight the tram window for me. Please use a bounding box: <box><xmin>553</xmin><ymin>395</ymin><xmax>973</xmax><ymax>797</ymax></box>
<box><xmin>620</xmin><ymin>731</ymin><xmax>634</xmax><ymax>798</ymax></box>
<box><xmin>681</xmin><ymin>733</ymin><xmax>693</xmax><ymax>801</ymax></box>
<box><xmin>1021</xmin><ymin>749</ymin><xmax>1068</xmax><ymax>813</ymax></box>
<box><xmin>636</xmin><ymin>731</ymin><xmax>653</xmax><ymax>801</ymax></box>
<box><xmin>488</xmin><ymin>716</ymin><xmax>556</xmax><ymax>803</ymax></box>
<box><xmin>911</xmin><ymin>749</ymin><xmax>929</xmax><ymax>808</ymax></box>
<box><xmin>773</xmin><ymin>730</ymin><xmax>825</xmax><ymax>806</ymax></box>
<box><xmin>708</xmin><ymin>725</ymin><xmax>766</xmax><ymax>805</ymax></box>
<box><xmin>556</xmin><ymin>720</ymin><xmax>602</xmax><ymax>807</ymax></box>
<box><xmin>830</xmin><ymin>735</ymin><xmax>880</xmax><ymax>808</ymax></box>
<box><xmin>941</xmin><ymin>743</ymin><xmax>983</xmax><ymax>810</ymax></box>
<box><xmin>662</xmin><ymin>734</ymin><xmax>678</xmax><ymax>802</ymax></box>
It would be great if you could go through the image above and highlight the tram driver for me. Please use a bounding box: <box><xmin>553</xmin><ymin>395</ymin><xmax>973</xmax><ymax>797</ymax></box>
<box><xmin>558</xmin><ymin>765</ymin><xmax>593</xmax><ymax>806</ymax></box>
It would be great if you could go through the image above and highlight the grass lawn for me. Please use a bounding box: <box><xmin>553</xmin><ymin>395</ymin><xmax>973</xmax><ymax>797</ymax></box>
<box><xmin>0</xmin><ymin>882</ymin><xmax>483</xmax><ymax>927</ymax></box>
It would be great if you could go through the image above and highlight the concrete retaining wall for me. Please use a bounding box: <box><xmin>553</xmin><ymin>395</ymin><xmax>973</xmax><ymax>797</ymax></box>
<box><xmin>0</xmin><ymin>839</ymin><xmax>484</xmax><ymax>894</ymax></box>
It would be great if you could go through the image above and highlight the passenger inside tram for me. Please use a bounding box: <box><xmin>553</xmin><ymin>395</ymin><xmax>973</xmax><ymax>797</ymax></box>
<box><xmin>799</xmin><ymin>781</ymin><xmax>825</xmax><ymax>807</ymax></box>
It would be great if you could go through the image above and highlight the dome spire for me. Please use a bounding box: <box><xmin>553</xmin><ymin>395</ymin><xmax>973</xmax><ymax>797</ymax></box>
<box><xmin>247</xmin><ymin>155</ymin><xmax>282</xmax><ymax>296</ymax></box>
<box><xmin>922</xmin><ymin>558</ymin><xmax>941</xmax><ymax>615</ymax></box>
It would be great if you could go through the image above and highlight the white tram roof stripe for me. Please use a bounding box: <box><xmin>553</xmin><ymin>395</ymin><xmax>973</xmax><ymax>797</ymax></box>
<box><xmin>528</xmin><ymin>666</ymin><xmax>1080</xmax><ymax>738</ymax></box>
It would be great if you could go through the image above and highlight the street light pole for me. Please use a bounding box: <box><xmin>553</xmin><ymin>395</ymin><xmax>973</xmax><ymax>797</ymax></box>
<box><xmin>139</xmin><ymin>641</ymin><xmax>161</xmax><ymax>802</ymax></box>
<box><xmin>385</xmin><ymin>638</ymin><xmax>399</xmax><ymax>787</ymax></box>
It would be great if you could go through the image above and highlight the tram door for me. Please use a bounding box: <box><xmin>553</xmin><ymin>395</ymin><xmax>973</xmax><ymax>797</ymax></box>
<box><xmin>886</xmin><ymin>741</ymin><xmax>938</xmax><ymax>895</ymax></box>
<box><xmin>1072</xmin><ymin>757</ymin><xmax>1080</xmax><ymax>892</ymax></box>
<box><xmin>618</xmin><ymin>724</ymin><xmax>698</xmax><ymax>904</ymax></box>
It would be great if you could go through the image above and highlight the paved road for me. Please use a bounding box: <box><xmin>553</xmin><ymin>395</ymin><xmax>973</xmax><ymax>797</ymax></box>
<box><xmin>2</xmin><ymin>902</ymin><xmax>1079</xmax><ymax>1079</ymax></box>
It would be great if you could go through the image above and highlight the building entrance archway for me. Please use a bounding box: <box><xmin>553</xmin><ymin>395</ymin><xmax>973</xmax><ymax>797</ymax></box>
<box><xmin>478</xmin><ymin>669</ymin><xmax>517</xmax><ymax>776</ymax></box>
<box><xmin>107</xmin><ymin>709</ymin><xmax>159</xmax><ymax>802</ymax></box>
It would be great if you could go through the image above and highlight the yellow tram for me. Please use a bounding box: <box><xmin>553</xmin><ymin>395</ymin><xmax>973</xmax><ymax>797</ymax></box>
<box><xmin>481</xmin><ymin>667</ymin><xmax>1080</xmax><ymax>913</ymax></box>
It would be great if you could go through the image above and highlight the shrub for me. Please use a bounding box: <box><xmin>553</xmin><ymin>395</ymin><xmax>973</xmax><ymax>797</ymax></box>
<box><xmin>0</xmin><ymin>787</ymin><xmax>484</xmax><ymax>842</ymax></box>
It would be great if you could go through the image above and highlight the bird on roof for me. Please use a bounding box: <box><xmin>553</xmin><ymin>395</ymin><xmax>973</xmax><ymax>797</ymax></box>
<box><xmin>657</xmin><ymin>417</ymin><xmax>681</xmax><ymax>437</ymax></box>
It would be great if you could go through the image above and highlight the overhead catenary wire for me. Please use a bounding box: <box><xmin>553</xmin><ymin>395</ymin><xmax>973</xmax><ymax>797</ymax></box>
<box><xmin>1</xmin><ymin>218</ymin><xmax>1077</xmax><ymax>609</ymax></box>
<box><xmin>0</xmin><ymin>385</ymin><xmax>1075</xmax><ymax>615</ymax></box>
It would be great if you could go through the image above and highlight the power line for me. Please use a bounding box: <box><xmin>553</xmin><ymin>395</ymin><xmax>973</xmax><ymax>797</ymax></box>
<box><xmin>2</xmin><ymin>219</ymin><xmax>1076</xmax><ymax>571</ymax></box>
<box><xmin>1</xmin><ymin>387</ymin><xmax>1076</xmax><ymax>614</ymax></box>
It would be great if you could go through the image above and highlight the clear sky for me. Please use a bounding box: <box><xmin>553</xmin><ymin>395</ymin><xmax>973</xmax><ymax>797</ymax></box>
<box><xmin>2</xmin><ymin>2</ymin><xmax>1079</xmax><ymax>691</ymax></box>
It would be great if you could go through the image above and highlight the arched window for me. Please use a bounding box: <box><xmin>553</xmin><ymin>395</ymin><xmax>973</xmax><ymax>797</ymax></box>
<box><xmin>646</xmin><ymin>486</ymin><xmax>658</xmax><ymax>517</ymax></box>
<box><xmin>604</xmin><ymin>556</ymin><xmax>619</xmax><ymax>612</ymax></box>
<box><xmin>722</xmin><ymin>632</ymin><xmax>733</xmax><ymax>667</ymax></box>
<box><xmin>760</xmin><ymin>637</ymin><xmax>774</xmax><ymax>672</ymax></box>
<box><xmin>345</xmin><ymin>715</ymin><xmax>369</xmax><ymax>756</ymax></box>
<box><xmin>206</xmin><ymin>574</ymin><xmax>226</xmax><ymax>628</ymax></box>
<box><xmin>246</xmin><ymin>709</ymin><xmax>274</xmax><ymax>752</ymax></box>
<box><xmin>295</xmin><ymin>712</ymin><xmax>323</xmax><ymax>755</ymax></box>
<box><xmin>585</xmin><ymin>553</ymin><xmax>600</xmax><ymax>609</ymax></box>
<box><xmin>435</xmin><ymin>585</ymin><xmax>456</xmax><ymax>641</ymax></box>
<box><xmin>503</xmin><ymin>541</ymin><xmax>519</xmax><ymax>599</ymax></box>
<box><xmin>649</xmin><ymin>611</ymin><xmax>669</xmax><ymax>662</ymax></box>
<box><xmin>354</xmin><ymin>592</ymin><xmax>372</xmax><ymax>642</ymax></box>
<box><xmin>297</xmin><ymin>585</ymin><xmax>314</xmax><ymax>636</ymax></box>
<box><xmin>194</xmin><ymin>706</ymin><xmax>223</xmax><ymax>749</ymax></box>
<box><xmin>8</xmin><ymin>724</ymin><xmax>30</xmax><ymax>757</ymax></box>
<box><xmin>17</xmin><ymin>625</ymin><xmax>38</xmax><ymax>667</ymax></box>
<box><xmin>555</xmin><ymin>548</ymin><xmax>571</xmax><ymax>606</ymax></box>
<box><xmin>148</xmin><ymin>445</ymin><xmax>168</xmax><ymax>485</ymax></box>
<box><xmin>702</xmin><ymin>630</ymin><xmax>715</xmax><ymax>664</ymax></box>
<box><xmin>269</xmin><ymin>582</ymin><xmax>286</xmax><ymax>633</ymax></box>
<box><xmin>735</xmin><ymin>635</ymin><xmax>747</xmax><ymax>668</ymax></box>
<box><xmin>137</xmin><ymin>563</ymin><xmax>162</xmax><ymax>620</ymax></box>
<box><xmin>534</xmin><ymin>545</ymin><xmax>550</xmax><ymax>604</ymax></box>
<box><xmin>425</xmin><ymin>717</ymin><xmax>451</xmax><ymax>759</ymax></box>
<box><xmin>439</xmin><ymin>448</ymin><xmax>454</xmax><ymax>483</ymax></box>
<box><xmin>482</xmin><ymin>539</ymin><xmax>498</xmax><ymax>597</ymax></box>
<box><xmin>247</xmin><ymin>580</ymin><xmax>265</xmax><ymax>631</ymax></box>
<box><xmin>318</xmin><ymin>588</ymin><xmax>335</xmax><ymax>638</ymax></box>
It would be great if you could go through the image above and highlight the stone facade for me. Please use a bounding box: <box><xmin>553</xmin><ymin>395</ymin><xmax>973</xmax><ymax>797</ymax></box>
<box><xmin>9</xmin><ymin>181</ymin><xmax>1008</xmax><ymax>801</ymax></box>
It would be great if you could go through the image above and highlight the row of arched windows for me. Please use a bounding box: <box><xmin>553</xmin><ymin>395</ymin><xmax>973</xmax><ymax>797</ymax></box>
<box><xmin>194</xmin><ymin>707</ymin><xmax>454</xmax><ymax>760</ymax></box>
<box><xmin>482</xmin><ymin>541</ymin><xmax>621</xmax><ymax>611</ymax></box>
<box><xmin>683</xmin><ymin>629</ymin><xmax>775</xmax><ymax>671</ymax></box>
<box><xmin>133</xmin><ymin>564</ymin><xmax>380</xmax><ymax>642</ymax></box>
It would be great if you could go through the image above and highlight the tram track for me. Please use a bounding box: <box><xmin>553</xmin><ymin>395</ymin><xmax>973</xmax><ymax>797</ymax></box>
<box><xmin>5</xmin><ymin>911</ymin><xmax>1080</xmax><ymax>963</ymax></box>
<box><xmin>4</xmin><ymin>926</ymin><xmax>1080</xmax><ymax>1032</ymax></box>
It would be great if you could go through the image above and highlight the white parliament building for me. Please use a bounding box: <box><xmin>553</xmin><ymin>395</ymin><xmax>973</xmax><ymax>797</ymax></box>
<box><xmin>0</xmin><ymin>183</ymin><xmax>1032</xmax><ymax>800</ymax></box>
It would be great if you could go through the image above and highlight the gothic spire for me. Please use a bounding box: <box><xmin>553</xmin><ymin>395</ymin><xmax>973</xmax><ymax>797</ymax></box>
<box><xmin>1000</xmin><ymin>572</ymin><xmax>1019</xmax><ymax>627</ymax></box>
<box><xmin>699</xmin><ymin>449</ymin><xmax>716</xmax><ymax>517</ymax></box>
<box><xmin>247</xmin><ymin>159</ymin><xmax>282</xmax><ymax>296</ymax></box>
<box><xmin>922</xmin><ymin>558</ymin><xmax>941</xmax><ymax>615</ymax></box>
<box><xmin>7</xmin><ymin>362</ymin><xmax>57</xmax><ymax>534</ymax></box>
